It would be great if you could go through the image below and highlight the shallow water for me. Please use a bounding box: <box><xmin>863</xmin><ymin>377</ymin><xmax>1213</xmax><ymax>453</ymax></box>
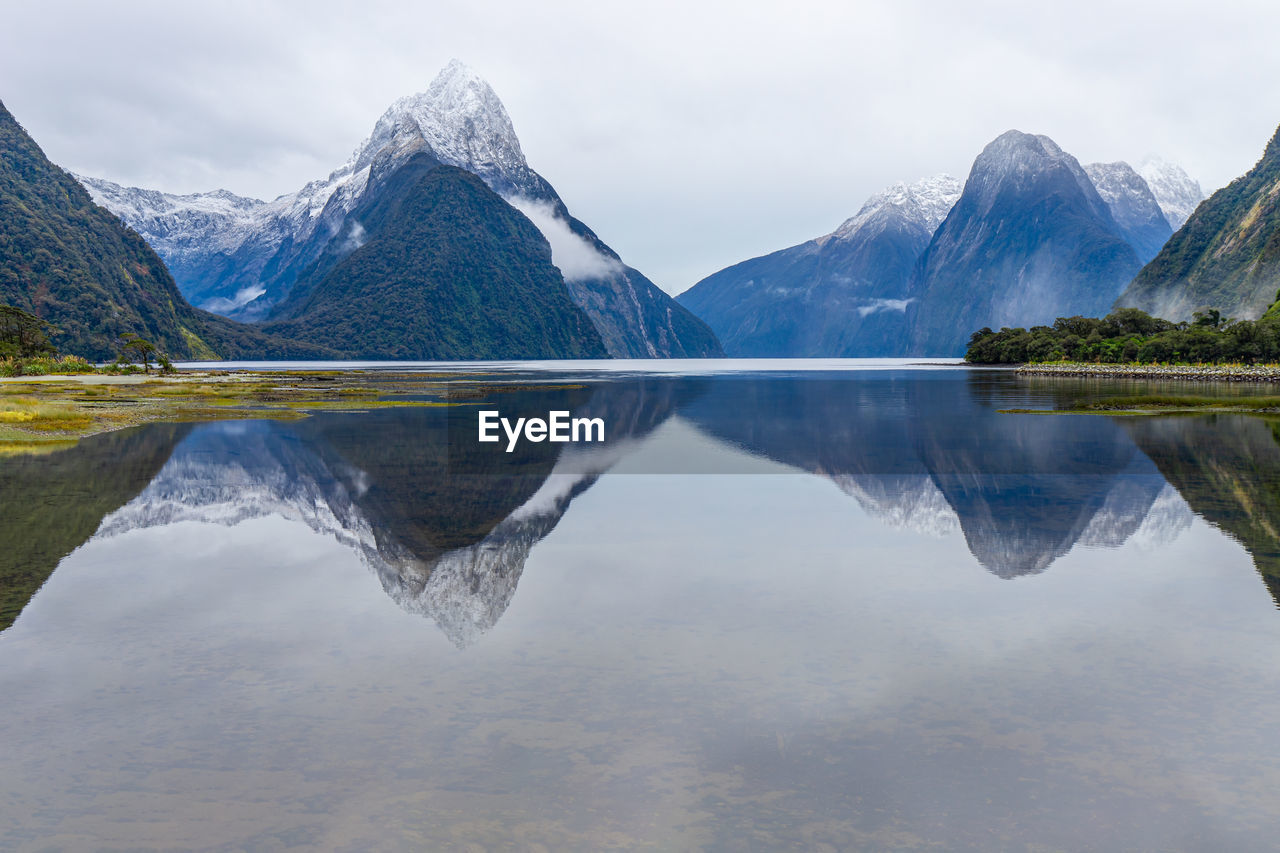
<box><xmin>3</xmin><ymin>364</ymin><xmax>1280</xmax><ymax>851</ymax></box>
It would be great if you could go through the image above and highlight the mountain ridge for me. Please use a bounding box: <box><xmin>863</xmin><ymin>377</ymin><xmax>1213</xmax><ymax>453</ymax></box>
<box><xmin>1083</xmin><ymin>160</ymin><xmax>1173</xmax><ymax>264</ymax></box>
<box><xmin>678</xmin><ymin>131</ymin><xmax>1192</xmax><ymax>357</ymax></box>
<box><xmin>676</xmin><ymin>174</ymin><xmax>961</xmax><ymax>356</ymax></box>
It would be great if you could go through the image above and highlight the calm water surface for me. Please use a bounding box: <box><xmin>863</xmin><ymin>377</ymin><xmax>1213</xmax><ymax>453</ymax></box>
<box><xmin>3</xmin><ymin>363</ymin><xmax>1280</xmax><ymax>850</ymax></box>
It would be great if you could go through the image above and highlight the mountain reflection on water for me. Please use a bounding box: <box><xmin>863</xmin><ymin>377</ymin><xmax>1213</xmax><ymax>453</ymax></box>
<box><xmin>8</xmin><ymin>368</ymin><xmax>1280</xmax><ymax>642</ymax></box>
<box><xmin>87</xmin><ymin>379</ymin><xmax>688</xmax><ymax>646</ymax></box>
<box><xmin>682</xmin><ymin>374</ymin><xmax>1188</xmax><ymax>577</ymax></box>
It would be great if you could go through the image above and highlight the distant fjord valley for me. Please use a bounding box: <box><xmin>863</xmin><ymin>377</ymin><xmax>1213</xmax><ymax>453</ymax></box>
<box><xmin>8</xmin><ymin>59</ymin><xmax>1280</xmax><ymax>361</ymax></box>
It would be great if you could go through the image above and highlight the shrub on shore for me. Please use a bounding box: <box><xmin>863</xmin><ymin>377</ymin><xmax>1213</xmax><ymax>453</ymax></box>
<box><xmin>0</xmin><ymin>355</ymin><xmax>160</xmax><ymax>378</ymax></box>
<box><xmin>2</xmin><ymin>355</ymin><xmax>98</xmax><ymax>377</ymax></box>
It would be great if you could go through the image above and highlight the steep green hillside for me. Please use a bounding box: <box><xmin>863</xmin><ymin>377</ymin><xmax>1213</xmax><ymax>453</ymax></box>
<box><xmin>1119</xmin><ymin>124</ymin><xmax>1280</xmax><ymax>321</ymax></box>
<box><xmin>0</xmin><ymin>100</ymin><xmax>332</xmax><ymax>361</ymax></box>
<box><xmin>0</xmin><ymin>100</ymin><xmax>204</xmax><ymax>359</ymax></box>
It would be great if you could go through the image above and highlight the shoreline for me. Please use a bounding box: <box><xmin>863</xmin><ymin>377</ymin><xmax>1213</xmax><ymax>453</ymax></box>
<box><xmin>8</xmin><ymin>362</ymin><xmax>1280</xmax><ymax>455</ymax></box>
<box><xmin>0</xmin><ymin>370</ymin><xmax>459</xmax><ymax>454</ymax></box>
<box><xmin>1015</xmin><ymin>362</ymin><xmax>1280</xmax><ymax>382</ymax></box>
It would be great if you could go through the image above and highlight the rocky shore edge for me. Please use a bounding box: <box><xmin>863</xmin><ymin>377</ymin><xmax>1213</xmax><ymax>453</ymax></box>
<box><xmin>1015</xmin><ymin>362</ymin><xmax>1280</xmax><ymax>382</ymax></box>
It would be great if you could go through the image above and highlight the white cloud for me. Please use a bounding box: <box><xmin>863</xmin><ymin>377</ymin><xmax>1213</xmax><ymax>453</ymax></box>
<box><xmin>5</xmin><ymin>0</ymin><xmax>1279</xmax><ymax>294</ymax></box>
<box><xmin>857</xmin><ymin>298</ymin><xmax>914</xmax><ymax>317</ymax></box>
<box><xmin>505</xmin><ymin>196</ymin><xmax>623</xmax><ymax>282</ymax></box>
<box><xmin>340</xmin><ymin>220</ymin><xmax>367</xmax><ymax>253</ymax></box>
<box><xmin>201</xmin><ymin>284</ymin><xmax>265</xmax><ymax>313</ymax></box>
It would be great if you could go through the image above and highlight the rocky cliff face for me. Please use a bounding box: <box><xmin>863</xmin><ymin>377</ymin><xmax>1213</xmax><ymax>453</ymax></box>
<box><xmin>256</xmin><ymin>163</ymin><xmax>608</xmax><ymax>360</ymax></box>
<box><xmin>676</xmin><ymin>135</ymin><xmax>1198</xmax><ymax>357</ymax></box>
<box><xmin>1084</xmin><ymin>161</ymin><xmax>1173</xmax><ymax>264</ymax></box>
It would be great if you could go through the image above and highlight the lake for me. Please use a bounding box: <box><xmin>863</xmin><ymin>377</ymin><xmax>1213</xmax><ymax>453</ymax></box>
<box><xmin>3</xmin><ymin>361</ymin><xmax>1280</xmax><ymax>851</ymax></box>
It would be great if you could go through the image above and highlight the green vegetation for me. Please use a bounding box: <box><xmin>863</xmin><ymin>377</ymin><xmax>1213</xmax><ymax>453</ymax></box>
<box><xmin>3</xmin><ymin>354</ymin><xmax>92</xmax><ymax>377</ymax></box>
<box><xmin>1119</xmin><ymin>123</ymin><xmax>1280</xmax><ymax>321</ymax></box>
<box><xmin>0</xmin><ymin>99</ymin><xmax>208</xmax><ymax>360</ymax></box>
<box><xmin>0</xmin><ymin>371</ymin><xmax>465</xmax><ymax>452</ymax></box>
<box><xmin>965</xmin><ymin>304</ymin><xmax>1280</xmax><ymax>364</ymax></box>
<box><xmin>115</xmin><ymin>332</ymin><xmax>164</xmax><ymax>373</ymax></box>
<box><xmin>0</xmin><ymin>303</ymin><xmax>54</xmax><ymax>358</ymax></box>
<box><xmin>1085</xmin><ymin>395</ymin><xmax>1280</xmax><ymax>411</ymax></box>
<box><xmin>1</xmin><ymin>297</ymin><xmax>183</xmax><ymax>375</ymax></box>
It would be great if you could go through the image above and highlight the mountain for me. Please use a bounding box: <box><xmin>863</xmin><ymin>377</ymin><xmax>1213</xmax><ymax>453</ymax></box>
<box><xmin>1137</xmin><ymin>156</ymin><xmax>1204</xmax><ymax>231</ymax></box>
<box><xmin>907</xmin><ymin>130</ymin><xmax>1142</xmax><ymax>356</ymax></box>
<box><xmin>1083</xmin><ymin>161</ymin><xmax>1173</xmax><ymax>263</ymax></box>
<box><xmin>81</xmin><ymin>61</ymin><xmax>721</xmax><ymax>359</ymax></box>
<box><xmin>0</xmin><ymin>99</ymin><xmax>331</xmax><ymax>361</ymax></box>
<box><xmin>260</xmin><ymin>161</ymin><xmax>606</xmax><ymax>359</ymax></box>
<box><xmin>1117</xmin><ymin>125</ymin><xmax>1280</xmax><ymax>321</ymax></box>
<box><xmin>676</xmin><ymin>175</ymin><xmax>961</xmax><ymax>356</ymax></box>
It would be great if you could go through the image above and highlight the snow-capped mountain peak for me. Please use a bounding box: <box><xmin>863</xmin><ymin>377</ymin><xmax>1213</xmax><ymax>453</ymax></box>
<box><xmin>831</xmin><ymin>174</ymin><xmax>962</xmax><ymax>241</ymax></box>
<box><xmin>346</xmin><ymin>59</ymin><xmax>539</xmax><ymax>198</ymax></box>
<box><xmin>1137</xmin><ymin>155</ymin><xmax>1204</xmax><ymax>231</ymax></box>
<box><xmin>1083</xmin><ymin>161</ymin><xmax>1173</xmax><ymax>263</ymax></box>
<box><xmin>966</xmin><ymin>130</ymin><xmax>1103</xmax><ymax>217</ymax></box>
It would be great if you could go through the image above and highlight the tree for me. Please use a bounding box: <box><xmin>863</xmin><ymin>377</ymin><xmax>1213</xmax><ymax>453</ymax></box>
<box><xmin>117</xmin><ymin>333</ymin><xmax>157</xmax><ymax>373</ymax></box>
<box><xmin>0</xmin><ymin>304</ymin><xmax>56</xmax><ymax>359</ymax></box>
<box><xmin>1192</xmin><ymin>307</ymin><xmax>1224</xmax><ymax>329</ymax></box>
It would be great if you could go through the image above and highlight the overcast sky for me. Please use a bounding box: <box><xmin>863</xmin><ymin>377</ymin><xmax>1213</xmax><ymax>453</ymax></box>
<box><xmin>3</xmin><ymin>0</ymin><xmax>1279</xmax><ymax>295</ymax></box>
